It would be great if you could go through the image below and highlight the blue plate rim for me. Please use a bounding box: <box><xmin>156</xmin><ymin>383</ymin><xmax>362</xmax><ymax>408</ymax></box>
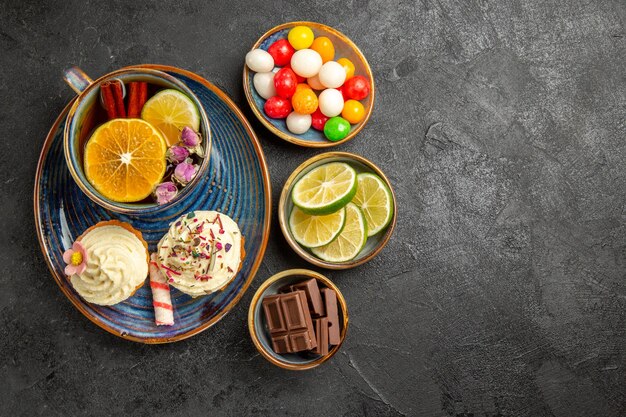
<box><xmin>33</xmin><ymin>65</ymin><xmax>272</xmax><ymax>344</ymax></box>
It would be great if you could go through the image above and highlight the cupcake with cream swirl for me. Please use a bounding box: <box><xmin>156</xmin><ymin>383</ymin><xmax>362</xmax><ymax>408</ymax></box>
<box><xmin>156</xmin><ymin>210</ymin><xmax>244</xmax><ymax>297</ymax></box>
<box><xmin>64</xmin><ymin>220</ymin><xmax>149</xmax><ymax>305</ymax></box>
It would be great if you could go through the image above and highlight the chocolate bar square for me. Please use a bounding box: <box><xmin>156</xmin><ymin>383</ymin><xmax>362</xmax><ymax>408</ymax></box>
<box><xmin>281</xmin><ymin>278</ymin><xmax>326</xmax><ymax>317</ymax></box>
<box><xmin>262</xmin><ymin>290</ymin><xmax>317</xmax><ymax>353</ymax></box>
<box><xmin>321</xmin><ymin>288</ymin><xmax>340</xmax><ymax>345</ymax></box>
<box><xmin>312</xmin><ymin>317</ymin><xmax>329</xmax><ymax>356</ymax></box>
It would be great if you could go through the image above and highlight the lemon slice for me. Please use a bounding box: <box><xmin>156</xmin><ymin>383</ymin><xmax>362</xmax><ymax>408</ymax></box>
<box><xmin>352</xmin><ymin>173</ymin><xmax>394</xmax><ymax>236</ymax></box>
<box><xmin>141</xmin><ymin>89</ymin><xmax>200</xmax><ymax>146</ymax></box>
<box><xmin>291</xmin><ymin>162</ymin><xmax>357</xmax><ymax>215</ymax></box>
<box><xmin>311</xmin><ymin>203</ymin><xmax>367</xmax><ymax>262</ymax></box>
<box><xmin>289</xmin><ymin>206</ymin><xmax>346</xmax><ymax>248</ymax></box>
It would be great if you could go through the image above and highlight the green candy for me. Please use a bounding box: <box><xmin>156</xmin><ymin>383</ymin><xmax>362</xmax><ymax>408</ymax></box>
<box><xmin>323</xmin><ymin>117</ymin><xmax>351</xmax><ymax>142</ymax></box>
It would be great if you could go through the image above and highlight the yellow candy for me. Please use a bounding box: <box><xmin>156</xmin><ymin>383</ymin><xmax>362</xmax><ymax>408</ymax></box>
<box><xmin>341</xmin><ymin>99</ymin><xmax>365</xmax><ymax>124</ymax></box>
<box><xmin>288</xmin><ymin>26</ymin><xmax>314</xmax><ymax>50</ymax></box>
<box><xmin>310</xmin><ymin>36</ymin><xmax>335</xmax><ymax>63</ymax></box>
<box><xmin>337</xmin><ymin>58</ymin><xmax>355</xmax><ymax>80</ymax></box>
<box><xmin>292</xmin><ymin>88</ymin><xmax>318</xmax><ymax>114</ymax></box>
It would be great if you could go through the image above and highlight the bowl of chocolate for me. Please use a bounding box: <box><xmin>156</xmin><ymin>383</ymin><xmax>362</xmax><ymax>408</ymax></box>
<box><xmin>248</xmin><ymin>269</ymin><xmax>348</xmax><ymax>370</ymax></box>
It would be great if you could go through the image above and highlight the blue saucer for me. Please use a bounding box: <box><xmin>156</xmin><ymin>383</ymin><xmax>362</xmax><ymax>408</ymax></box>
<box><xmin>34</xmin><ymin>65</ymin><xmax>271</xmax><ymax>343</ymax></box>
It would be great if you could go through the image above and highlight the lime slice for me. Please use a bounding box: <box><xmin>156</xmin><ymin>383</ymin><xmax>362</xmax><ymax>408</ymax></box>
<box><xmin>289</xmin><ymin>206</ymin><xmax>346</xmax><ymax>248</ymax></box>
<box><xmin>311</xmin><ymin>203</ymin><xmax>367</xmax><ymax>262</ymax></box>
<box><xmin>352</xmin><ymin>173</ymin><xmax>394</xmax><ymax>236</ymax></box>
<box><xmin>141</xmin><ymin>89</ymin><xmax>200</xmax><ymax>146</ymax></box>
<box><xmin>291</xmin><ymin>162</ymin><xmax>357</xmax><ymax>215</ymax></box>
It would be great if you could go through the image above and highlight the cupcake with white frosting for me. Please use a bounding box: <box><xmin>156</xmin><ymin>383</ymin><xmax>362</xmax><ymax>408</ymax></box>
<box><xmin>63</xmin><ymin>220</ymin><xmax>149</xmax><ymax>305</ymax></box>
<box><xmin>156</xmin><ymin>210</ymin><xmax>244</xmax><ymax>297</ymax></box>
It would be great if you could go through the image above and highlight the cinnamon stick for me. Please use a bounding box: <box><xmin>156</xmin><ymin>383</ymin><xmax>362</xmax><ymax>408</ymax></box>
<box><xmin>110</xmin><ymin>80</ymin><xmax>126</xmax><ymax>118</ymax></box>
<box><xmin>127</xmin><ymin>81</ymin><xmax>148</xmax><ymax>118</ymax></box>
<box><xmin>100</xmin><ymin>82</ymin><xmax>118</xmax><ymax>119</ymax></box>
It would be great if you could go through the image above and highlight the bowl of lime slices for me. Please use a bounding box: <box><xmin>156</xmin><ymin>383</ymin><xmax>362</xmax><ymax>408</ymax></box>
<box><xmin>278</xmin><ymin>152</ymin><xmax>396</xmax><ymax>269</ymax></box>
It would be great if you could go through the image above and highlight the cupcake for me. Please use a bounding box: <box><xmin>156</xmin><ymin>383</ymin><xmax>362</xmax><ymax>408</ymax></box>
<box><xmin>63</xmin><ymin>220</ymin><xmax>149</xmax><ymax>306</ymax></box>
<box><xmin>156</xmin><ymin>210</ymin><xmax>245</xmax><ymax>297</ymax></box>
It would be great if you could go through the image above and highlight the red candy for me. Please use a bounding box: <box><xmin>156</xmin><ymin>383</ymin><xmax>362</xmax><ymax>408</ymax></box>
<box><xmin>337</xmin><ymin>85</ymin><xmax>349</xmax><ymax>101</ymax></box>
<box><xmin>343</xmin><ymin>75</ymin><xmax>370</xmax><ymax>100</ymax></box>
<box><xmin>273</xmin><ymin>68</ymin><xmax>298</xmax><ymax>99</ymax></box>
<box><xmin>284</xmin><ymin>64</ymin><xmax>306</xmax><ymax>83</ymax></box>
<box><xmin>267</xmin><ymin>39</ymin><xmax>295</xmax><ymax>67</ymax></box>
<box><xmin>264</xmin><ymin>96</ymin><xmax>292</xmax><ymax>119</ymax></box>
<box><xmin>311</xmin><ymin>109</ymin><xmax>329</xmax><ymax>131</ymax></box>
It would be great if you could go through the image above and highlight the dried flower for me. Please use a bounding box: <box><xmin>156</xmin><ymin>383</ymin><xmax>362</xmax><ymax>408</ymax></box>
<box><xmin>173</xmin><ymin>158</ymin><xmax>198</xmax><ymax>185</ymax></box>
<box><xmin>181</xmin><ymin>127</ymin><xmax>200</xmax><ymax>147</ymax></box>
<box><xmin>154</xmin><ymin>182</ymin><xmax>178</xmax><ymax>205</ymax></box>
<box><xmin>180</xmin><ymin>126</ymin><xmax>205</xmax><ymax>157</ymax></box>
<box><xmin>166</xmin><ymin>146</ymin><xmax>190</xmax><ymax>164</ymax></box>
<box><xmin>63</xmin><ymin>241</ymin><xmax>88</xmax><ymax>276</ymax></box>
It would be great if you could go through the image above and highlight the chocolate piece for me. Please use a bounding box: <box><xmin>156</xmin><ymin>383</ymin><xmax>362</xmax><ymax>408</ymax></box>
<box><xmin>321</xmin><ymin>288</ymin><xmax>340</xmax><ymax>345</ymax></box>
<box><xmin>312</xmin><ymin>317</ymin><xmax>329</xmax><ymax>356</ymax></box>
<box><xmin>280</xmin><ymin>278</ymin><xmax>325</xmax><ymax>317</ymax></box>
<box><xmin>262</xmin><ymin>290</ymin><xmax>317</xmax><ymax>353</ymax></box>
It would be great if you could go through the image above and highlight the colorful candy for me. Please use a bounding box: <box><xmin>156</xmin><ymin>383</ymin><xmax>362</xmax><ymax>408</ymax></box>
<box><xmin>306</xmin><ymin>74</ymin><xmax>325</xmax><ymax>90</ymax></box>
<box><xmin>324</xmin><ymin>117</ymin><xmax>350</xmax><ymax>141</ymax></box>
<box><xmin>267</xmin><ymin>39</ymin><xmax>295</xmax><ymax>67</ymax></box>
<box><xmin>264</xmin><ymin>96</ymin><xmax>292</xmax><ymax>119</ymax></box>
<box><xmin>253</xmin><ymin>72</ymin><xmax>276</xmax><ymax>100</ymax></box>
<box><xmin>342</xmin><ymin>75</ymin><xmax>370</xmax><ymax>100</ymax></box>
<box><xmin>341</xmin><ymin>99</ymin><xmax>365</xmax><ymax>124</ymax></box>
<box><xmin>246</xmin><ymin>25</ymin><xmax>370</xmax><ymax>141</ymax></box>
<box><xmin>318</xmin><ymin>61</ymin><xmax>346</xmax><ymax>89</ymax></box>
<box><xmin>288</xmin><ymin>26</ymin><xmax>315</xmax><ymax>50</ymax></box>
<box><xmin>310</xmin><ymin>36</ymin><xmax>335</xmax><ymax>63</ymax></box>
<box><xmin>292</xmin><ymin>88</ymin><xmax>318</xmax><ymax>114</ymax></box>
<box><xmin>318</xmin><ymin>88</ymin><xmax>344</xmax><ymax>117</ymax></box>
<box><xmin>245</xmin><ymin>49</ymin><xmax>274</xmax><ymax>72</ymax></box>
<box><xmin>274</xmin><ymin>68</ymin><xmax>297</xmax><ymax>99</ymax></box>
<box><xmin>311</xmin><ymin>109</ymin><xmax>329</xmax><ymax>131</ymax></box>
<box><xmin>337</xmin><ymin>58</ymin><xmax>355</xmax><ymax>80</ymax></box>
<box><xmin>290</xmin><ymin>49</ymin><xmax>323</xmax><ymax>78</ymax></box>
<box><xmin>286</xmin><ymin>112</ymin><xmax>312</xmax><ymax>134</ymax></box>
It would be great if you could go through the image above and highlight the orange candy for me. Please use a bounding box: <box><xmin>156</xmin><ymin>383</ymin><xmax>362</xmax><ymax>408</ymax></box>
<box><xmin>292</xmin><ymin>88</ymin><xmax>318</xmax><ymax>114</ymax></box>
<box><xmin>337</xmin><ymin>58</ymin><xmax>355</xmax><ymax>80</ymax></box>
<box><xmin>341</xmin><ymin>99</ymin><xmax>365</xmax><ymax>124</ymax></box>
<box><xmin>310</xmin><ymin>36</ymin><xmax>335</xmax><ymax>63</ymax></box>
<box><xmin>295</xmin><ymin>83</ymin><xmax>312</xmax><ymax>93</ymax></box>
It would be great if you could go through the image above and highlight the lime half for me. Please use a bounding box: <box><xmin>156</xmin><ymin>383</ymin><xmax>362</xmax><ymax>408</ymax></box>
<box><xmin>291</xmin><ymin>162</ymin><xmax>357</xmax><ymax>215</ymax></box>
<box><xmin>141</xmin><ymin>89</ymin><xmax>200</xmax><ymax>146</ymax></box>
<box><xmin>311</xmin><ymin>202</ymin><xmax>367</xmax><ymax>262</ymax></box>
<box><xmin>352</xmin><ymin>173</ymin><xmax>394</xmax><ymax>236</ymax></box>
<box><xmin>289</xmin><ymin>206</ymin><xmax>346</xmax><ymax>248</ymax></box>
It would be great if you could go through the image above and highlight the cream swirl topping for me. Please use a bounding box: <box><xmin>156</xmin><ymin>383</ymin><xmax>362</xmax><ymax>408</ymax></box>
<box><xmin>157</xmin><ymin>211</ymin><xmax>242</xmax><ymax>297</ymax></box>
<box><xmin>70</xmin><ymin>225</ymin><xmax>148</xmax><ymax>306</ymax></box>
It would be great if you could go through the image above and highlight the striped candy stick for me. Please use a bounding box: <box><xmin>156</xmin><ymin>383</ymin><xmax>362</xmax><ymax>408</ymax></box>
<box><xmin>149</xmin><ymin>254</ymin><xmax>174</xmax><ymax>326</ymax></box>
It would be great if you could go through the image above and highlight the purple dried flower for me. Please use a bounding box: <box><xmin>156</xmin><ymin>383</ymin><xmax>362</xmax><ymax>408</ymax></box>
<box><xmin>173</xmin><ymin>158</ymin><xmax>198</xmax><ymax>185</ymax></box>
<box><xmin>154</xmin><ymin>182</ymin><xmax>178</xmax><ymax>205</ymax></box>
<box><xmin>166</xmin><ymin>146</ymin><xmax>190</xmax><ymax>164</ymax></box>
<box><xmin>181</xmin><ymin>127</ymin><xmax>200</xmax><ymax>147</ymax></box>
<box><xmin>224</xmin><ymin>243</ymin><xmax>232</xmax><ymax>253</ymax></box>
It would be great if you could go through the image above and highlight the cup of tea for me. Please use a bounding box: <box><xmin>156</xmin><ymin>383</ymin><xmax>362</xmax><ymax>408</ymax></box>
<box><xmin>62</xmin><ymin>66</ymin><xmax>211</xmax><ymax>215</ymax></box>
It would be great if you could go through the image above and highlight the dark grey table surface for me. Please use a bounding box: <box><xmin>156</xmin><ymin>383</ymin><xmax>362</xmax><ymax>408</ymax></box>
<box><xmin>2</xmin><ymin>1</ymin><xmax>625</xmax><ymax>416</ymax></box>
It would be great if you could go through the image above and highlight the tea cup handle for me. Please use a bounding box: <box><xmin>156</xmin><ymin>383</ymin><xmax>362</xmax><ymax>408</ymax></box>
<box><xmin>63</xmin><ymin>66</ymin><xmax>93</xmax><ymax>94</ymax></box>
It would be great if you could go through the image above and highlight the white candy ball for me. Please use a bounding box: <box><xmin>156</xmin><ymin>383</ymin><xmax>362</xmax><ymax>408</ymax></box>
<box><xmin>307</xmin><ymin>74</ymin><xmax>325</xmax><ymax>90</ymax></box>
<box><xmin>245</xmin><ymin>49</ymin><xmax>274</xmax><ymax>73</ymax></box>
<box><xmin>253</xmin><ymin>72</ymin><xmax>276</xmax><ymax>100</ymax></box>
<box><xmin>318</xmin><ymin>89</ymin><xmax>344</xmax><ymax>117</ymax></box>
<box><xmin>290</xmin><ymin>49</ymin><xmax>323</xmax><ymax>78</ymax></box>
<box><xmin>318</xmin><ymin>61</ymin><xmax>346</xmax><ymax>89</ymax></box>
<box><xmin>286</xmin><ymin>112</ymin><xmax>312</xmax><ymax>134</ymax></box>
